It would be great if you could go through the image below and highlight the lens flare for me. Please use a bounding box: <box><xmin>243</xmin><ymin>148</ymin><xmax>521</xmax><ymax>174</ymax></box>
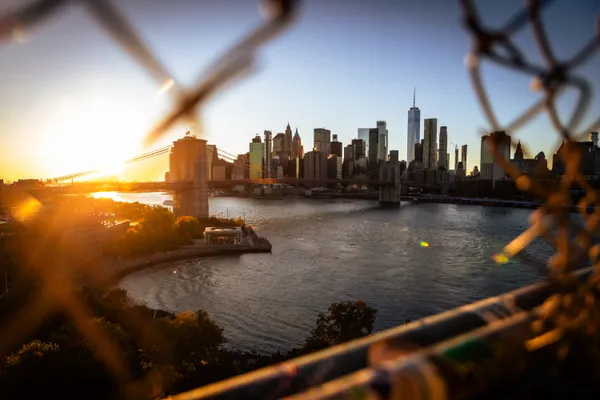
<box><xmin>492</xmin><ymin>253</ymin><xmax>510</xmax><ymax>265</ymax></box>
<box><xmin>12</xmin><ymin>195</ymin><xmax>43</xmax><ymax>223</ymax></box>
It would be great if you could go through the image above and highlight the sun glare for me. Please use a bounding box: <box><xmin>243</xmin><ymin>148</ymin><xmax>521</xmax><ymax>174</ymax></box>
<box><xmin>38</xmin><ymin>93</ymin><xmax>146</xmax><ymax>179</ymax></box>
<box><xmin>91</xmin><ymin>191</ymin><xmax>123</xmax><ymax>202</ymax></box>
<box><xmin>85</xmin><ymin>162</ymin><xmax>127</xmax><ymax>181</ymax></box>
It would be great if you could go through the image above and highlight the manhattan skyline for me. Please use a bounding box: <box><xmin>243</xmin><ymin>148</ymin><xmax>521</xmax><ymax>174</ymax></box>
<box><xmin>1</xmin><ymin>0</ymin><xmax>598</xmax><ymax>181</ymax></box>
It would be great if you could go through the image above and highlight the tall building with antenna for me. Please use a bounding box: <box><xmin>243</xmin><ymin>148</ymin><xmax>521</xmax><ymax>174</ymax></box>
<box><xmin>407</xmin><ymin>88</ymin><xmax>421</xmax><ymax>162</ymax></box>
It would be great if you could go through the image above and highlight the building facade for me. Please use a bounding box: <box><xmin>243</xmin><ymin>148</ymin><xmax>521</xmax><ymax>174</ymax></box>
<box><xmin>232</xmin><ymin>154</ymin><xmax>247</xmax><ymax>180</ymax></box>
<box><xmin>284</xmin><ymin>123</ymin><xmax>293</xmax><ymax>156</ymax></box>
<box><xmin>438</xmin><ymin>126</ymin><xmax>448</xmax><ymax>170</ymax></box>
<box><xmin>461</xmin><ymin>144</ymin><xmax>468</xmax><ymax>172</ymax></box>
<box><xmin>327</xmin><ymin>155</ymin><xmax>343</xmax><ymax>180</ymax></box>
<box><xmin>423</xmin><ymin>118</ymin><xmax>438</xmax><ymax>170</ymax></box>
<box><xmin>249</xmin><ymin>135</ymin><xmax>264</xmax><ymax>180</ymax></box>
<box><xmin>292</xmin><ymin>128</ymin><xmax>303</xmax><ymax>158</ymax></box>
<box><xmin>454</xmin><ymin>146</ymin><xmax>459</xmax><ymax>170</ymax></box>
<box><xmin>303</xmin><ymin>150</ymin><xmax>327</xmax><ymax>181</ymax></box>
<box><xmin>414</xmin><ymin>140</ymin><xmax>423</xmax><ymax>169</ymax></box>
<box><xmin>407</xmin><ymin>89</ymin><xmax>421</xmax><ymax>162</ymax></box>
<box><xmin>591</xmin><ymin>132</ymin><xmax>599</xmax><ymax>147</ymax></box>
<box><xmin>273</xmin><ymin>133</ymin><xmax>284</xmax><ymax>153</ymax></box>
<box><xmin>377</xmin><ymin>120</ymin><xmax>388</xmax><ymax>162</ymax></box>
<box><xmin>212</xmin><ymin>162</ymin><xmax>227</xmax><ymax>181</ymax></box>
<box><xmin>264</xmin><ymin>130</ymin><xmax>272</xmax><ymax>179</ymax></box>
<box><xmin>344</xmin><ymin>144</ymin><xmax>354</xmax><ymax>161</ymax></box>
<box><xmin>358</xmin><ymin>128</ymin><xmax>370</xmax><ymax>157</ymax></box>
<box><xmin>552</xmin><ymin>139</ymin><xmax>600</xmax><ymax>177</ymax></box>
<box><xmin>331</xmin><ymin>134</ymin><xmax>343</xmax><ymax>157</ymax></box>
<box><xmin>368</xmin><ymin>128</ymin><xmax>379</xmax><ymax>169</ymax></box>
<box><xmin>314</xmin><ymin>128</ymin><xmax>331</xmax><ymax>156</ymax></box>
<box><xmin>206</xmin><ymin>145</ymin><xmax>217</xmax><ymax>180</ymax></box>
<box><xmin>352</xmin><ymin>139</ymin><xmax>366</xmax><ymax>160</ymax></box>
<box><xmin>480</xmin><ymin>131</ymin><xmax>511</xmax><ymax>181</ymax></box>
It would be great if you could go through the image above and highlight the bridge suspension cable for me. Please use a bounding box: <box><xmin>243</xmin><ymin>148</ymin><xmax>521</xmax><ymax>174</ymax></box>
<box><xmin>51</xmin><ymin>145</ymin><xmax>172</xmax><ymax>182</ymax></box>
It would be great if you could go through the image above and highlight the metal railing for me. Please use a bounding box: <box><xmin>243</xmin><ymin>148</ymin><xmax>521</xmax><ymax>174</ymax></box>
<box><xmin>1</xmin><ymin>0</ymin><xmax>600</xmax><ymax>399</ymax></box>
<box><xmin>170</xmin><ymin>267</ymin><xmax>584</xmax><ymax>399</ymax></box>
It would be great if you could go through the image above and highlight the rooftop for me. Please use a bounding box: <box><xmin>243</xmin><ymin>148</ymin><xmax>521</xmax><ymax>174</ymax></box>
<box><xmin>204</xmin><ymin>226</ymin><xmax>242</xmax><ymax>234</ymax></box>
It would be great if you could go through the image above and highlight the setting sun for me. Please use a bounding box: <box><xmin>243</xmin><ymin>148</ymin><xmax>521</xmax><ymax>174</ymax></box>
<box><xmin>35</xmin><ymin>91</ymin><xmax>147</xmax><ymax>179</ymax></box>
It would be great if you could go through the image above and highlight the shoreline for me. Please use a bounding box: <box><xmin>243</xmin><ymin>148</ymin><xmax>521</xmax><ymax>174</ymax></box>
<box><xmin>215</xmin><ymin>193</ymin><xmax>586</xmax><ymax>212</ymax></box>
<box><xmin>100</xmin><ymin>240</ymin><xmax>271</xmax><ymax>284</ymax></box>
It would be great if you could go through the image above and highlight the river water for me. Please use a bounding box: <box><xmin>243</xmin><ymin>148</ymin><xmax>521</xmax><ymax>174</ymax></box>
<box><xmin>94</xmin><ymin>192</ymin><xmax>553</xmax><ymax>354</ymax></box>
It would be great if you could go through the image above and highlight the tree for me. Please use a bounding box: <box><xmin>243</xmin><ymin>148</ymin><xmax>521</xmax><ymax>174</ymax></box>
<box><xmin>147</xmin><ymin>310</ymin><xmax>227</xmax><ymax>394</ymax></box>
<box><xmin>175</xmin><ymin>216</ymin><xmax>200</xmax><ymax>240</ymax></box>
<box><xmin>302</xmin><ymin>300</ymin><xmax>377</xmax><ymax>353</ymax></box>
<box><xmin>165</xmin><ymin>310</ymin><xmax>225</xmax><ymax>368</ymax></box>
<box><xmin>0</xmin><ymin>338</ymin><xmax>118</xmax><ymax>400</ymax></box>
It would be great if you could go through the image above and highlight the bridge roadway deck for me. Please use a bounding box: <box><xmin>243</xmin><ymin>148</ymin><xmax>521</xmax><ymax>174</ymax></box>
<box><xmin>39</xmin><ymin>178</ymin><xmax>396</xmax><ymax>193</ymax></box>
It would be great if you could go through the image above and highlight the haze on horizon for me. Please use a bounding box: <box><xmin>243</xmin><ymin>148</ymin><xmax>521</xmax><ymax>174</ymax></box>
<box><xmin>0</xmin><ymin>0</ymin><xmax>598</xmax><ymax>182</ymax></box>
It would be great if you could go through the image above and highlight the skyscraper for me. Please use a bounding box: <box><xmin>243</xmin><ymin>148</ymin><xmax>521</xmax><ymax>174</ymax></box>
<box><xmin>377</xmin><ymin>120</ymin><xmax>388</xmax><ymax>162</ymax></box>
<box><xmin>423</xmin><ymin>118</ymin><xmax>438</xmax><ymax>169</ymax></box>
<box><xmin>407</xmin><ymin>88</ymin><xmax>421</xmax><ymax>162</ymax></box>
<box><xmin>249</xmin><ymin>135</ymin><xmax>264</xmax><ymax>180</ymax></box>
<box><xmin>303</xmin><ymin>150</ymin><xmax>327</xmax><ymax>180</ymax></box>
<box><xmin>480</xmin><ymin>132</ymin><xmax>510</xmax><ymax>181</ymax></box>
<box><xmin>414</xmin><ymin>140</ymin><xmax>423</xmax><ymax>168</ymax></box>
<box><xmin>344</xmin><ymin>144</ymin><xmax>354</xmax><ymax>161</ymax></box>
<box><xmin>358</xmin><ymin>128</ymin><xmax>370</xmax><ymax>156</ymax></box>
<box><xmin>343</xmin><ymin>145</ymin><xmax>354</xmax><ymax>178</ymax></box>
<box><xmin>314</xmin><ymin>128</ymin><xmax>331</xmax><ymax>155</ymax></box>
<box><xmin>273</xmin><ymin>133</ymin><xmax>284</xmax><ymax>154</ymax></box>
<box><xmin>292</xmin><ymin>128</ymin><xmax>303</xmax><ymax>158</ymax></box>
<box><xmin>368</xmin><ymin>128</ymin><xmax>379</xmax><ymax>169</ymax></box>
<box><xmin>514</xmin><ymin>140</ymin><xmax>524</xmax><ymax>160</ymax></box>
<box><xmin>454</xmin><ymin>146</ymin><xmax>459</xmax><ymax>171</ymax></box>
<box><xmin>461</xmin><ymin>144</ymin><xmax>468</xmax><ymax>172</ymax></box>
<box><xmin>352</xmin><ymin>139</ymin><xmax>366</xmax><ymax>159</ymax></box>
<box><xmin>264</xmin><ymin>130</ymin><xmax>272</xmax><ymax>178</ymax></box>
<box><xmin>590</xmin><ymin>131</ymin><xmax>599</xmax><ymax>147</ymax></box>
<box><xmin>284</xmin><ymin>123</ymin><xmax>293</xmax><ymax>157</ymax></box>
<box><xmin>232</xmin><ymin>154</ymin><xmax>247</xmax><ymax>181</ymax></box>
<box><xmin>327</xmin><ymin>155</ymin><xmax>343</xmax><ymax>179</ymax></box>
<box><xmin>331</xmin><ymin>134</ymin><xmax>343</xmax><ymax>157</ymax></box>
<box><xmin>438</xmin><ymin>126</ymin><xmax>448</xmax><ymax>170</ymax></box>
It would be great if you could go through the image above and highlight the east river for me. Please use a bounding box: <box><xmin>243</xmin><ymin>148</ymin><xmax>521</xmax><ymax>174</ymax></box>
<box><xmin>94</xmin><ymin>192</ymin><xmax>553</xmax><ymax>354</ymax></box>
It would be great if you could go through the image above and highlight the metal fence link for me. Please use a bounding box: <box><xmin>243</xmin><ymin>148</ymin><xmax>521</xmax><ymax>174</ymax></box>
<box><xmin>460</xmin><ymin>0</ymin><xmax>600</xmax><ymax>391</ymax></box>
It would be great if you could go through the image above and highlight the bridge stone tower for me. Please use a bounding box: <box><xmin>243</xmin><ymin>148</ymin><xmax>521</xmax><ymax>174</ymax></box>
<box><xmin>379</xmin><ymin>160</ymin><xmax>402</xmax><ymax>204</ymax></box>
<box><xmin>169</xmin><ymin>134</ymin><xmax>209</xmax><ymax>218</ymax></box>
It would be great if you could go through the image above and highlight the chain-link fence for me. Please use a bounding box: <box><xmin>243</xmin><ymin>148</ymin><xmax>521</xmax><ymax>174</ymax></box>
<box><xmin>1</xmin><ymin>0</ymin><xmax>600</xmax><ymax>398</ymax></box>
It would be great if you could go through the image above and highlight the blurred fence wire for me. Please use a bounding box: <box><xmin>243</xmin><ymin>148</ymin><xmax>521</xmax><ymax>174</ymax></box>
<box><xmin>1</xmin><ymin>0</ymin><xmax>600</xmax><ymax>398</ymax></box>
<box><xmin>462</xmin><ymin>0</ymin><xmax>600</xmax><ymax>361</ymax></box>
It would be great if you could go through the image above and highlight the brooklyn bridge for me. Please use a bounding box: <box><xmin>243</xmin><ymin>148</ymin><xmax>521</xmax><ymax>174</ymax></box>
<box><xmin>34</xmin><ymin>134</ymin><xmax>407</xmax><ymax>217</ymax></box>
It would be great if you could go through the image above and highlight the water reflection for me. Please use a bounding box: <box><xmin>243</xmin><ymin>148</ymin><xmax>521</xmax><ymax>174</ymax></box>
<box><xmin>117</xmin><ymin>196</ymin><xmax>552</xmax><ymax>353</ymax></box>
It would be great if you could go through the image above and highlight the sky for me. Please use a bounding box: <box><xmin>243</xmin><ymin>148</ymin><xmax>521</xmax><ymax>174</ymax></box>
<box><xmin>0</xmin><ymin>0</ymin><xmax>599</xmax><ymax>181</ymax></box>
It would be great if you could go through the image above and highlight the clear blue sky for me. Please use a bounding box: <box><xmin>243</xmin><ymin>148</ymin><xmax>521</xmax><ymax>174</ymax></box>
<box><xmin>0</xmin><ymin>0</ymin><xmax>598</xmax><ymax>181</ymax></box>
